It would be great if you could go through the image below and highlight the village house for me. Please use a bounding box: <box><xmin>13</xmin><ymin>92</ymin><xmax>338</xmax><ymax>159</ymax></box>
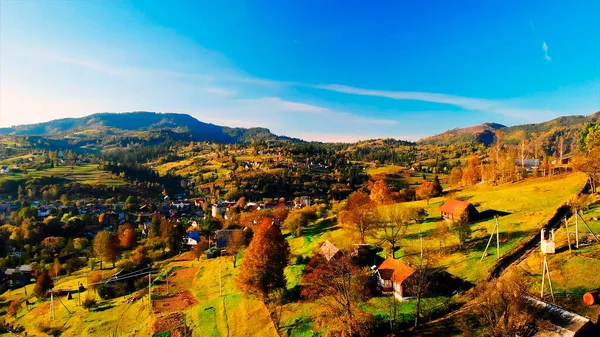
<box><xmin>105</xmin><ymin>263</ymin><xmax>150</xmax><ymax>292</ymax></box>
<box><xmin>376</xmin><ymin>258</ymin><xmax>416</xmax><ymax>300</ymax></box>
<box><xmin>515</xmin><ymin>158</ymin><xmax>540</xmax><ymax>172</ymax></box>
<box><xmin>318</xmin><ymin>241</ymin><xmax>343</xmax><ymax>261</ymax></box>
<box><xmin>186</xmin><ymin>231</ymin><xmax>201</xmax><ymax>246</ymax></box>
<box><xmin>37</xmin><ymin>207</ymin><xmax>51</xmax><ymax>218</ymax></box>
<box><xmin>5</xmin><ymin>265</ymin><xmax>33</xmax><ymax>288</ymax></box>
<box><xmin>440</xmin><ymin>199</ymin><xmax>479</xmax><ymax>222</ymax></box>
<box><xmin>0</xmin><ymin>271</ymin><xmax>10</xmax><ymax>294</ymax></box>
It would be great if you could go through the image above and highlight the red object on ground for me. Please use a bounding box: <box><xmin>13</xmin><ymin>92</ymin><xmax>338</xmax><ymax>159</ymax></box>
<box><xmin>583</xmin><ymin>291</ymin><xmax>599</xmax><ymax>305</ymax></box>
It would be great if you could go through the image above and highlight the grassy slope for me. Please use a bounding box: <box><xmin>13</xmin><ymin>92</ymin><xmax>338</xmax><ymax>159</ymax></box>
<box><xmin>278</xmin><ymin>173</ymin><xmax>587</xmax><ymax>336</ymax></box>
<box><xmin>516</xmin><ymin>196</ymin><xmax>600</xmax><ymax>321</ymax></box>
<box><xmin>0</xmin><ymin>164</ymin><xmax>125</xmax><ymax>186</ymax></box>
<box><xmin>387</xmin><ymin>173</ymin><xmax>588</xmax><ymax>283</ymax></box>
<box><xmin>0</xmin><ymin>255</ymin><xmax>279</xmax><ymax>337</ymax></box>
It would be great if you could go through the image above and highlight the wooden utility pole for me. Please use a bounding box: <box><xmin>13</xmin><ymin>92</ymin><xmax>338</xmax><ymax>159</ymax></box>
<box><xmin>148</xmin><ymin>270</ymin><xmax>152</xmax><ymax>310</ymax></box>
<box><xmin>575</xmin><ymin>210</ymin><xmax>579</xmax><ymax>249</ymax></box>
<box><xmin>564</xmin><ymin>217</ymin><xmax>572</xmax><ymax>254</ymax></box>
<box><xmin>183</xmin><ymin>314</ymin><xmax>187</xmax><ymax>337</ymax></box>
<box><xmin>50</xmin><ymin>289</ymin><xmax>55</xmax><ymax>320</ymax></box>
<box><xmin>419</xmin><ymin>235</ymin><xmax>423</xmax><ymax>260</ymax></box>
<box><xmin>219</xmin><ymin>262</ymin><xmax>222</xmax><ymax>297</ymax></box>
<box><xmin>481</xmin><ymin>216</ymin><xmax>501</xmax><ymax>260</ymax></box>
<box><xmin>540</xmin><ymin>254</ymin><xmax>555</xmax><ymax>302</ymax></box>
<box><xmin>496</xmin><ymin>217</ymin><xmax>500</xmax><ymax>258</ymax></box>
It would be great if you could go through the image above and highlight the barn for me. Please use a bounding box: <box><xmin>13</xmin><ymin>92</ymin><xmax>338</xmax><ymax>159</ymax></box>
<box><xmin>440</xmin><ymin>199</ymin><xmax>479</xmax><ymax>222</ymax></box>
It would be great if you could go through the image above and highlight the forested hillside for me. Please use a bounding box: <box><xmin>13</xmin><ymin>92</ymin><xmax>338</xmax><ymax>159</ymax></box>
<box><xmin>420</xmin><ymin>112</ymin><xmax>600</xmax><ymax>155</ymax></box>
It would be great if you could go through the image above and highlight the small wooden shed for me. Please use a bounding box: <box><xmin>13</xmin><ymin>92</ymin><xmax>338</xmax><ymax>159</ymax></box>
<box><xmin>440</xmin><ymin>200</ymin><xmax>479</xmax><ymax>222</ymax></box>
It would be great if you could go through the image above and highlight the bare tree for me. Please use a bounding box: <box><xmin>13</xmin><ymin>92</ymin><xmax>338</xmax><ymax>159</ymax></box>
<box><xmin>377</xmin><ymin>208</ymin><xmax>409</xmax><ymax>258</ymax></box>
<box><xmin>558</xmin><ymin>135</ymin><xmax>566</xmax><ymax>164</ymax></box>
<box><xmin>467</xmin><ymin>273</ymin><xmax>538</xmax><ymax>337</ymax></box>
<box><xmin>302</xmin><ymin>255</ymin><xmax>373</xmax><ymax>337</ymax></box>
<box><xmin>519</xmin><ymin>139</ymin><xmax>528</xmax><ymax>169</ymax></box>
<box><xmin>405</xmin><ymin>244</ymin><xmax>438</xmax><ymax>328</ymax></box>
<box><xmin>227</xmin><ymin>230</ymin><xmax>245</xmax><ymax>267</ymax></box>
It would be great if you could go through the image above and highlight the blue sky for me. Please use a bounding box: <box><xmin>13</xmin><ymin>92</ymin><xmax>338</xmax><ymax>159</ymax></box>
<box><xmin>1</xmin><ymin>1</ymin><xmax>599</xmax><ymax>141</ymax></box>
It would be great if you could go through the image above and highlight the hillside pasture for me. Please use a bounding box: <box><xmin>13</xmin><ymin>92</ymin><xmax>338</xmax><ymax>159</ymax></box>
<box><xmin>387</xmin><ymin>172</ymin><xmax>587</xmax><ymax>283</ymax></box>
<box><xmin>27</xmin><ymin>164</ymin><xmax>125</xmax><ymax>185</ymax></box>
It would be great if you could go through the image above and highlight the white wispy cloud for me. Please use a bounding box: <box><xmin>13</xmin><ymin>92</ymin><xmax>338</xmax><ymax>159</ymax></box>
<box><xmin>529</xmin><ymin>21</ymin><xmax>536</xmax><ymax>33</ymax></box>
<box><xmin>204</xmin><ymin>87</ymin><xmax>237</xmax><ymax>96</ymax></box>
<box><xmin>542</xmin><ymin>41</ymin><xmax>551</xmax><ymax>61</ymax></box>
<box><xmin>238</xmin><ymin>97</ymin><xmax>398</xmax><ymax>125</ymax></box>
<box><xmin>312</xmin><ymin>84</ymin><xmax>560</xmax><ymax>120</ymax></box>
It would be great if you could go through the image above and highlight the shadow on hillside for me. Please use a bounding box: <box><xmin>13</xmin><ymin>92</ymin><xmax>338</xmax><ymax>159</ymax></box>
<box><xmin>465</xmin><ymin>230</ymin><xmax>531</xmax><ymax>253</ymax></box>
<box><xmin>90</xmin><ymin>304</ymin><xmax>116</xmax><ymax>312</ymax></box>
<box><xmin>477</xmin><ymin>209</ymin><xmax>511</xmax><ymax>222</ymax></box>
<box><xmin>405</xmin><ymin>228</ymin><xmax>436</xmax><ymax>240</ymax></box>
<box><xmin>303</xmin><ymin>218</ymin><xmax>339</xmax><ymax>237</ymax></box>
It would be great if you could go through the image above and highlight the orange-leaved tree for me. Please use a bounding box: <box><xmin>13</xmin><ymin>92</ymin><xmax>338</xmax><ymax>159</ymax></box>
<box><xmin>369</xmin><ymin>179</ymin><xmax>392</xmax><ymax>205</ymax></box>
<box><xmin>340</xmin><ymin>191</ymin><xmax>377</xmax><ymax>244</ymax></box>
<box><xmin>118</xmin><ymin>223</ymin><xmax>138</xmax><ymax>249</ymax></box>
<box><xmin>237</xmin><ymin>218</ymin><xmax>290</xmax><ymax>300</ymax></box>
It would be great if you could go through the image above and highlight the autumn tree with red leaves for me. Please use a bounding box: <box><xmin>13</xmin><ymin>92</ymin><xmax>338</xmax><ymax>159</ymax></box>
<box><xmin>302</xmin><ymin>255</ymin><xmax>373</xmax><ymax>337</ymax></box>
<box><xmin>118</xmin><ymin>223</ymin><xmax>138</xmax><ymax>249</ymax></box>
<box><xmin>340</xmin><ymin>191</ymin><xmax>377</xmax><ymax>243</ymax></box>
<box><xmin>33</xmin><ymin>272</ymin><xmax>53</xmax><ymax>298</ymax></box>
<box><xmin>237</xmin><ymin>218</ymin><xmax>290</xmax><ymax>300</ymax></box>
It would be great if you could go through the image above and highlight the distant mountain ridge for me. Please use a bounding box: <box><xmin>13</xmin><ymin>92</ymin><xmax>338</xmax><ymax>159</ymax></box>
<box><xmin>419</xmin><ymin>112</ymin><xmax>600</xmax><ymax>149</ymax></box>
<box><xmin>1</xmin><ymin>111</ymin><xmax>598</xmax><ymax>151</ymax></box>
<box><xmin>0</xmin><ymin>112</ymin><xmax>293</xmax><ymax>144</ymax></box>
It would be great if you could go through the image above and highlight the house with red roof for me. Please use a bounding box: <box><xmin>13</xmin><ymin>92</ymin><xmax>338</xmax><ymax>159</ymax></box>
<box><xmin>440</xmin><ymin>199</ymin><xmax>479</xmax><ymax>222</ymax></box>
<box><xmin>376</xmin><ymin>258</ymin><xmax>416</xmax><ymax>300</ymax></box>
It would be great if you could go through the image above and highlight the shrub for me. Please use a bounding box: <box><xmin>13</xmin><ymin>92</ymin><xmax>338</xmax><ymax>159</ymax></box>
<box><xmin>117</xmin><ymin>259</ymin><xmax>136</xmax><ymax>271</ymax></box>
<box><xmin>6</xmin><ymin>300</ymin><xmax>22</xmax><ymax>318</ymax></box>
<box><xmin>135</xmin><ymin>277</ymin><xmax>148</xmax><ymax>291</ymax></box>
<box><xmin>114</xmin><ymin>282</ymin><xmax>129</xmax><ymax>297</ymax></box>
<box><xmin>148</xmin><ymin>250</ymin><xmax>162</xmax><ymax>262</ymax></box>
<box><xmin>97</xmin><ymin>285</ymin><xmax>110</xmax><ymax>299</ymax></box>
<box><xmin>82</xmin><ymin>297</ymin><xmax>96</xmax><ymax>310</ymax></box>
<box><xmin>33</xmin><ymin>272</ymin><xmax>53</xmax><ymax>298</ymax></box>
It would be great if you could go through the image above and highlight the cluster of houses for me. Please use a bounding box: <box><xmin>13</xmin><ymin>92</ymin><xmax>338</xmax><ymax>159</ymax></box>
<box><xmin>0</xmin><ymin>265</ymin><xmax>32</xmax><ymax>294</ymax></box>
